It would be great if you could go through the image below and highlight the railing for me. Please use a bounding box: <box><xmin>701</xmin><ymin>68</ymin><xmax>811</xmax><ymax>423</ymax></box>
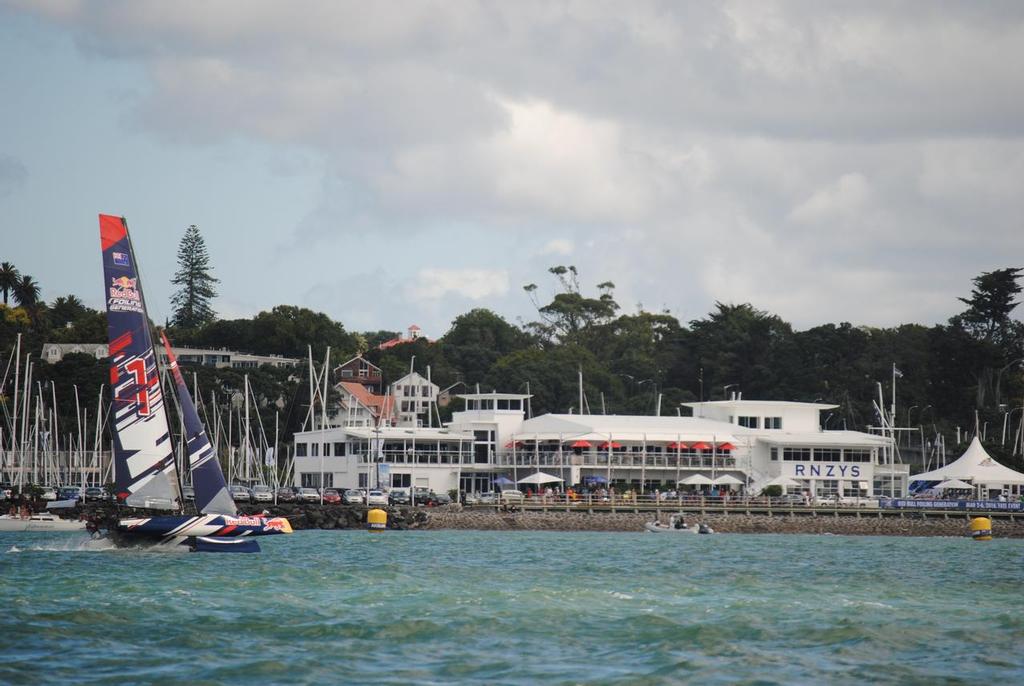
<box><xmin>496</xmin><ymin>452</ymin><xmax>737</xmax><ymax>469</ymax></box>
<box><xmin>461</xmin><ymin>493</ymin><xmax>885</xmax><ymax>510</ymax></box>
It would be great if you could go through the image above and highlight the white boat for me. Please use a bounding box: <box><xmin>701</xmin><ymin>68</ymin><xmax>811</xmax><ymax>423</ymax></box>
<box><xmin>0</xmin><ymin>513</ymin><xmax>88</xmax><ymax>532</ymax></box>
<box><xmin>644</xmin><ymin>514</ymin><xmax>713</xmax><ymax>534</ymax></box>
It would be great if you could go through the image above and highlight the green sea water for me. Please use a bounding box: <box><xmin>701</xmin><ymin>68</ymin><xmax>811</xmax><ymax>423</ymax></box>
<box><xmin>1</xmin><ymin>529</ymin><xmax>1022</xmax><ymax>685</ymax></box>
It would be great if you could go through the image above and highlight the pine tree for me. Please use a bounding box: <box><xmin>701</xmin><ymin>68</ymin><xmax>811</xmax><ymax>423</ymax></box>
<box><xmin>170</xmin><ymin>225</ymin><xmax>219</xmax><ymax>329</ymax></box>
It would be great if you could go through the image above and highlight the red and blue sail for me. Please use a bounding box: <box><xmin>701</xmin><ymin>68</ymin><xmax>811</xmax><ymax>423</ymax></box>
<box><xmin>100</xmin><ymin>214</ymin><xmax>182</xmax><ymax>510</ymax></box>
<box><xmin>160</xmin><ymin>331</ymin><xmax>237</xmax><ymax>516</ymax></box>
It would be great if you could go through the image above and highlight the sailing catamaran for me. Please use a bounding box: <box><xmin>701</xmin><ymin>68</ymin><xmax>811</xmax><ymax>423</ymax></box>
<box><xmin>98</xmin><ymin>213</ymin><xmax>292</xmax><ymax>552</ymax></box>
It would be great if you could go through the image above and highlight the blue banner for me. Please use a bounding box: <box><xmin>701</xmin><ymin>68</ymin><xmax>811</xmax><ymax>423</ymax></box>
<box><xmin>883</xmin><ymin>498</ymin><xmax>1023</xmax><ymax>511</ymax></box>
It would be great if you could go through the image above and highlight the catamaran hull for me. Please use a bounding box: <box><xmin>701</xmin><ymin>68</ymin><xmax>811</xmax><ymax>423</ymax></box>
<box><xmin>112</xmin><ymin>514</ymin><xmax>292</xmax><ymax>552</ymax></box>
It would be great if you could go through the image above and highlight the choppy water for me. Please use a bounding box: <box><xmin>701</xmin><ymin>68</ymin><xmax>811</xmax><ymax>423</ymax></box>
<box><xmin>1</xmin><ymin>529</ymin><xmax>1022</xmax><ymax>685</ymax></box>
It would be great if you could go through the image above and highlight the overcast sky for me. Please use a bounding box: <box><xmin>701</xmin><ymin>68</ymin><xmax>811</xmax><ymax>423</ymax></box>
<box><xmin>2</xmin><ymin>1</ymin><xmax>1023</xmax><ymax>337</ymax></box>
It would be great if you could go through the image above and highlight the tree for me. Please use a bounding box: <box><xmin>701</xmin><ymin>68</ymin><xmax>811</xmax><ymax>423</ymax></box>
<box><xmin>523</xmin><ymin>266</ymin><xmax>619</xmax><ymax>346</ymax></box>
<box><xmin>0</xmin><ymin>262</ymin><xmax>19</xmax><ymax>305</ymax></box>
<box><xmin>170</xmin><ymin>225</ymin><xmax>219</xmax><ymax>329</ymax></box>
<box><xmin>440</xmin><ymin>308</ymin><xmax>533</xmax><ymax>384</ymax></box>
<box><xmin>952</xmin><ymin>267</ymin><xmax>1023</xmax><ymax>346</ymax></box>
<box><xmin>12</xmin><ymin>274</ymin><xmax>39</xmax><ymax>307</ymax></box>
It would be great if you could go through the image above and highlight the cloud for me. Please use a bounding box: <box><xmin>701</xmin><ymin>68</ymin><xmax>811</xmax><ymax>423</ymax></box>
<box><xmin>0</xmin><ymin>155</ymin><xmax>28</xmax><ymax>198</ymax></box>
<box><xmin>409</xmin><ymin>268</ymin><xmax>510</xmax><ymax>302</ymax></box>
<box><xmin>539</xmin><ymin>239</ymin><xmax>574</xmax><ymax>257</ymax></box>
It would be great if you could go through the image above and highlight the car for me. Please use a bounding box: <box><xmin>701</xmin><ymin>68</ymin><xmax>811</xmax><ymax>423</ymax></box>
<box><xmin>182</xmin><ymin>486</ymin><xmax>195</xmax><ymax>501</ymax></box>
<box><xmin>429</xmin><ymin>492</ymin><xmax>452</xmax><ymax>506</ymax></box>
<box><xmin>321</xmin><ymin>488</ymin><xmax>342</xmax><ymax>504</ymax></box>
<box><xmin>229</xmin><ymin>485</ymin><xmax>253</xmax><ymax>503</ymax></box>
<box><xmin>297</xmin><ymin>487</ymin><xmax>320</xmax><ymax>503</ymax></box>
<box><xmin>251</xmin><ymin>484</ymin><xmax>274</xmax><ymax>502</ymax></box>
<box><xmin>463</xmin><ymin>492</ymin><xmax>480</xmax><ymax>505</ymax></box>
<box><xmin>343</xmin><ymin>489</ymin><xmax>365</xmax><ymax>505</ymax></box>
<box><xmin>389</xmin><ymin>488</ymin><xmax>410</xmax><ymax>505</ymax></box>
<box><xmin>58</xmin><ymin>487</ymin><xmax>83</xmax><ymax>502</ymax></box>
<box><xmin>774</xmin><ymin>494</ymin><xmax>807</xmax><ymax>506</ymax></box>
<box><xmin>478</xmin><ymin>491</ymin><xmax>498</xmax><ymax>504</ymax></box>
<box><xmin>276</xmin><ymin>487</ymin><xmax>298</xmax><ymax>502</ymax></box>
<box><xmin>411</xmin><ymin>487</ymin><xmax>432</xmax><ymax>504</ymax></box>
<box><xmin>84</xmin><ymin>486</ymin><xmax>107</xmax><ymax>501</ymax></box>
<box><xmin>366</xmin><ymin>490</ymin><xmax>389</xmax><ymax>506</ymax></box>
<box><xmin>499</xmin><ymin>489</ymin><xmax>525</xmax><ymax>503</ymax></box>
<box><xmin>40</xmin><ymin>487</ymin><xmax>58</xmax><ymax>501</ymax></box>
<box><xmin>0</xmin><ymin>483</ymin><xmax>12</xmax><ymax>500</ymax></box>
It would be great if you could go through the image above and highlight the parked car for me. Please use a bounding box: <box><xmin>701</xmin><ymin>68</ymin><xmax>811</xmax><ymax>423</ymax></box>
<box><xmin>411</xmin><ymin>487</ymin><xmax>432</xmax><ymax>504</ymax></box>
<box><xmin>389</xmin><ymin>488</ymin><xmax>410</xmax><ymax>505</ymax></box>
<box><xmin>366</xmin><ymin>490</ymin><xmax>389</xmax><ymax>507</ymax></box>
<box><xmin>463</xmin><ymin>492</ymin><xmax>480</xmax><ymax>505</ymax></box>
<box><xmin>182</xmin><ymin>485</ymin><xmax>195</xmax><ymax>501</ymax></box>
<box><xmin>774</xmin><ymin>494</ymin><xmax>807</xmax><ymax>506</ymax></box>
<box><xmin>499</xmin><ymin>489</ymin><xmax>525</xmax><ymax>503</ymax></box>
<box><xmin>40</xmin><ymin>487</ymin><xmax>58</xmax><ymax>501</ymax></box>
<box><xmin>478</xmin><ymin>491</ymin><xmax>498</xmax><ymax>504</ymax></box>
<box><xmin>343</xmin><ymin>489</ymin><xmax>365</xmax><ymax>505</ymax></box>
<box><xmin>0</xmin><ymin>483</ymin><xmax>12</xmax><ymax>500</ymax></box>
<box><xmin>84</xmin><ymin>486</ymin><xmax>108</xmax><ymax>501</ymax></box>
<box><xmin>429</xmin><ymin>492</ymin><xmax>452</xmax><ymax>506</ymax></box>
<box><xmin>276</xmin><ymin>487</ymin><xmax>298</xmax><ymax>502</ymax></box>
<box><xmin>229</xmin><ymin>485</ymin><xmax>253</xmax><ymax>503</ymax></box>
<box><xmin>251</xmin><ymin>484</ymin><xmax>274</xmax><ymax>502</ymax></box>
<box><xmin>321</xmin><ymin>488</ymin><xmax>342</xmax><ymax>504</ymax></box>
<box><xmin>297</xmin><ymin>487</ymin><xmax>320</xmax><ymax>503</ymax></box>
<box><xmin>57</xmin><ymin>487</ymin><xmax>83</xmax><ymax>502</ymax></box>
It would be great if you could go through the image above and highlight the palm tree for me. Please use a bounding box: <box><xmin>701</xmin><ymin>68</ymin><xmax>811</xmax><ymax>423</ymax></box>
<box><xmin>51</xmin><ymin>294</ymin><xmax>85</xmax><ymax>325</ymax></box>
<box><xmin>12</xmin><ymin>274</ymin><xmax>40</xmax><ymax>308</ymax></box>
<box><xmin>0</xmin><ymin>262</ymin><xmax>19</xmax><ymax>305</ymax></box>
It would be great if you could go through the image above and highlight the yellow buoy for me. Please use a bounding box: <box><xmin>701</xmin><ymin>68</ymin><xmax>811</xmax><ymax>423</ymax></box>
<box><xmin>367</xmin><ymin>508</ymin><xmax>388</xmax><ymax>532</ymax></box>
<box><xmin>970</xmin><ymin>516</ymin><xmax>992</xmax><ymax>541</ymax></box>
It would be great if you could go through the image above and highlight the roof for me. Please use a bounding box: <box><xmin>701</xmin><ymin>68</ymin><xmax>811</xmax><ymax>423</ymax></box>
<box><xmin>910</xmin><ymin>437</ymin><xmax>1024</xmax><ymax>485</ymax></box>
<box><xmin>512</xmin><ymin>414</ymin><xmax>739</xmax><ymax>444</ymax></box>
<box><xmin>683</xmin><ymin>400</ymin><xmax>839</xmax><ymax>411</ymax></box>
<box><xmin>338</xmin><ymin>381</ymin><xmax>394</xmax><ymax>418</ymax></box>
<box><xmin>344</xmin><ymin>426</ymin><xmax>474</xmax><ymax>441</ymax></box>
<box><xmin>457</xmin><ymin>393</ymin><xmax>533</xmax><ymax>401</ymax></box>
<box><xmin>755</xmin><ymin>431</ymin><xmax>891</xmax><ymax>447</ymax></box>
<box><xmin>334</xmin><ymin>355</ymin><xmax>381</xmax><ymax>372</ymax></box>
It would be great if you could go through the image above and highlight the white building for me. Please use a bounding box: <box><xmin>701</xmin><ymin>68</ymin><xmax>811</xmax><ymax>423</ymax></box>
<box><xmin>291</xmin><ymin>393</ymin><xmax>907</xmax><ymax>498</ymax></box>
<box><xmin>41</xmin><ymin>342</ymin><xmax>301</xmax><ymax>368</ymax></box>
<box><xmin>390</xmin><ymin>371</ymin><xmax>439</xmax><ymax>427</ymax></box>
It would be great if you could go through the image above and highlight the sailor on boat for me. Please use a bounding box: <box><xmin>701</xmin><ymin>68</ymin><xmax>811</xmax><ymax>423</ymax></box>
<box><xmin>96</xmin><ymin>214</ymin><xmax>293</xmax><ymax>553</ymax></box>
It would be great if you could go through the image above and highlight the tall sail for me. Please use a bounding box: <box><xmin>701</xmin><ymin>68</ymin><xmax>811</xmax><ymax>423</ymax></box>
<box><xmin>160</xmin><ymin>331</ymin><xmax>237</xmax><ymax>516</ymax></box>
<box><xmin>99</xmin><ymin>214</ymin><xmax>182</xmax><ymax>510</ymax></box>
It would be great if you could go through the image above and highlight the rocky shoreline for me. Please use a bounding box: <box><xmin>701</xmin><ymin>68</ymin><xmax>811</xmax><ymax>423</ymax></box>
<box><xmin>54</xmin><ymin>502</ymin><xmax>1024</xmax><ymax>538</ymax></box>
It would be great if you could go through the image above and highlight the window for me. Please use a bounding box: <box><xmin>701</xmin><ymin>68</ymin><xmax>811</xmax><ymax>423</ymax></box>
<box><xmin>358</xmin><ymin>368</ymin><xmax>367</xmax><ymax>378</ymax></box>
<box><xmin>341</xmin><ymin>369</ymin><xmax>353</xmax><ymax>378</ymax></box>
<box><xmin>813</xmin><ymin>448</ymin><xmax>841</xmax><ymax>462</ymax></box>
<box><xmin>770</xmin><ymin>447</ymin><xmax>778</xmax><ymax>462</ymax></box>
<box><xmin>782</xmin><ymin>447</ymin><xmax>811</xmax><ymax>461</ymax></box>
<box><xmin>818</xmin><ymin>479</ymin><xmax>839</xmax><ymax>497</ymax></box>
<box><xmin>392</xmin><ymin>473</ymin><xmax>411</xmax><ymax>488</ymax></box>
<box><xmin>311</xmin><ymin>443</ymin><xmax>319</xmax><ymax>457</ymax></box>
<box><xmin>738</xmin><ymin>416</ymin><xmax>759</xmax><ymax>429</ymax></box>
<box><xmin>300</xmin><ymin>473</ymin><xmax>331</xmax><ymax>488</ymax></box>
<box><xmin>296</xmin><ymin>443</ymin><xmax>308</xmax><ymax>457</ymax></box>
<box><xmin>844</xmin><ymin>449</ymin><xmax>872</xmax><ymax>463</ymax></box>
<box><xmin>322</xmin><ymin>443</ymin><xmax>330</xmax><ymax>457</ymax></box>
<box><xmin>334</xmin><ymin>442</ymin><xmax>346</xmax><ymax>456</ymax></box>
<box><xmin>403</xmin><ymin>386</ymin><xmax>414</xmax><ymax>397</ymax></box>
<box><xmin>422</xmin><ymin>386</ymin><xmax>430</xmax><ymax>397</ymax></box>
<box><xmin>358</xmin><ymin>473</ymin><xmax>368</xmax><ymax>487</ymax></box>
<box><xmin>765</xmin><ymin>417</ymin><xmax>782</xmax><ymax>429</ymax></box>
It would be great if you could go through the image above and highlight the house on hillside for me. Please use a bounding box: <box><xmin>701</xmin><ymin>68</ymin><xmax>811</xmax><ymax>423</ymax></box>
<box><xmin>390</xmin><ymin>371</ymin><xmax>439</xmax><ymax>427</ymax></box>
<box><xmin>333</xmin><ymin>355</ymin><xmax>383</xmax><ymax>393</ymax></box>
<box><xmin>377</xmin><ymin>324</ymin><xmax>429</xmax><ymax>350</ymax></box>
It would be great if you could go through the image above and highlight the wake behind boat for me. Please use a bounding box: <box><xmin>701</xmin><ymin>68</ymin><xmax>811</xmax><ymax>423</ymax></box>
<box><xmin>97</xmin><ymin>214</ymin><xmax>292</xmax><ymax>552</ymax></box>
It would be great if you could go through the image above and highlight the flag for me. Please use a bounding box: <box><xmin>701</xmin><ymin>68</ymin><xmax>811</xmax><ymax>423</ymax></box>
<box><xmin>264</xmin><ymin>447</ymin><xmax>276</xmax><ymax>466</ymax></box>
<box><xmin>894</xmin><ymin>367</ymin><xmax>904</xmax><ymax>378</ymax></box>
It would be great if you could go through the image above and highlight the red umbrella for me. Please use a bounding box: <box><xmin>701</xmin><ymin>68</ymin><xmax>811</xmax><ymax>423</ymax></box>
<box><xmin>717</xmin><ymin>442</ymin><xmax>735</xmax><ymax>451</ymax></box>
<box><xmin>569</xmin><ymin>439</ymin><xmax>592</xmax><ymax>449</ymax></box>
<box><xmin>504</xmin><ymin>440</ymin><xmax>524</xmax><ymax>449</ymax></box>
<box><xmin>666</xmin><ymin>441</ymin><xmax>689</xmax><ymax>450</ymax></box>
<box><xmin>598</xmin><ymin>441</ymin><xmax>623</xmax><ymax>449</ymax></box>
<box><xmin>690</xmin><ymin>441</ymin><xmax>711</xmax><ymax>451</ymax></box>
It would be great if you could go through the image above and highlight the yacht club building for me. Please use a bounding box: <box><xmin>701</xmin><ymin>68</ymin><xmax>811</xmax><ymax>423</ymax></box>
<box><xmin>291</xmin><ymin>393</ymin><xmax>907</xmax><ymax>497</ymax></box>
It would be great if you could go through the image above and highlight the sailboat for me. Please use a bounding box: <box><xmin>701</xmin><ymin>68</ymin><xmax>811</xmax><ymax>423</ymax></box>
<box><xmin>98</xmin><ymin>213</ymin><xmax>292</xmax><ymax>552</ymax></box>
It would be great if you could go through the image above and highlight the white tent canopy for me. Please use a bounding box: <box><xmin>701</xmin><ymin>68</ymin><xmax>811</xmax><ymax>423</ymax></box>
<box><xmin>764</xmin><ymin>475</ymin><xmax>801</xmax><ymax>488</ymax></box>
<box><xmin>517</xmin><ymin>471</ymin><xmax>564</xmax><ymax>485</ymax></box>
<box><xmin>934</xmin><ymin>478</ymin><xmax>973</xmax><ymax>491</ymax></box>
<box><xmin>910</xmin><ymin>437</ymin><xmax>1024</xmax><ymax>486</ymax></box>
<box><xmin>712</xmin><ymin>474</ymin><xmax>744</xmax><ymax>486</ymax></box>
<box><xmin>679</xmin><ymin>474</ymin><xmax>713</xmax><ymax>486</ymax></box>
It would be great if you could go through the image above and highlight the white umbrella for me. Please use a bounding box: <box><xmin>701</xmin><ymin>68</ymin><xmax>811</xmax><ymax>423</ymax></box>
<box><xmin>517</xmin><ymin>471</ymin><xmax>564</xmax><ymax>485</ymax></box>
<box><xmin>679</xmin><ymin>474</ymin><xmax>713</xmax><ymax>486</ymax></box>
<box><xmin>765</xmin><ymin>475</ymin><xmax>801</xmax><ymax>488</ymax></box>
<box><xmin>935</xmin><ymin>478</ymin><xmax>973</xmax><ymax>491</ymax></box>
<box><xmin>712</xmin><ymin>474</ymin><xmax>744</xmax><ymax>486</ymax></box>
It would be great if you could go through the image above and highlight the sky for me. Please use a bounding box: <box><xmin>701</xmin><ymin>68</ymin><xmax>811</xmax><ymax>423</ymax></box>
<box><xmin>2</xmin><ymin>1</ymin><xmax>1023</xmax><ymax>337</ymax></box>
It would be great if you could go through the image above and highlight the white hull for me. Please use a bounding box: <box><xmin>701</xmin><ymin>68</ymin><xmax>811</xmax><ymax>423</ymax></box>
<box><xmin>644</xmin><ymin>521</ymin><xmax>698</xmax><ymax>534</ymax></box>
<box><xmin>0</xmin><ymin>514</ymin><xmax>88</xmax><ymax>532</ymax></box>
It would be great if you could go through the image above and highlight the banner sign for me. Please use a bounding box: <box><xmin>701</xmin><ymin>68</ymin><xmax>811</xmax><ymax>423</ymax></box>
<box><xmin>883</xmin><ymin>498</ymin><xmax>1023</xmax><ymax>512</ymax></box>
<box><xmin>377</xmin><ymin>463</ymin><xmax>391</xmax><ymax>488</ymax></box>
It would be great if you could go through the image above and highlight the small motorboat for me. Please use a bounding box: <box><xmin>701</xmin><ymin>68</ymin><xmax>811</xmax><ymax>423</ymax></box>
<box><xmin>0</xmin><ymin>513</ymin><xmax>88</xmax><ymax>532</ymax></box>
<box><xmin>644</xmin><ymin>514</ymin><xmax>712</xmax><ymax>534</ymax></box>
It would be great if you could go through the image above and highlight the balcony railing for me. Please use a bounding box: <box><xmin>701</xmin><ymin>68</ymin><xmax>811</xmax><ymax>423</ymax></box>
<box><xmin>496</xmin><ymin>451</ymin><xmax>737</xmax><ymax>469</ymax></box>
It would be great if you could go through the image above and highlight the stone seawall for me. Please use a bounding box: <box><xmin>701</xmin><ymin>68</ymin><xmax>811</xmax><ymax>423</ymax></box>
<box><xmin>425</xmin><ymin>509</ymin><xmax>1024</xmax><ymax>538</ymax></box>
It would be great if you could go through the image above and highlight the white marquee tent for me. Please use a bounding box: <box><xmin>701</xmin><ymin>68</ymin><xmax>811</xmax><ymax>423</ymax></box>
<box><xmin>910</xmin><ymin>437</ymin><xmax>1024</xmax><ymax>491</ymax></box>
